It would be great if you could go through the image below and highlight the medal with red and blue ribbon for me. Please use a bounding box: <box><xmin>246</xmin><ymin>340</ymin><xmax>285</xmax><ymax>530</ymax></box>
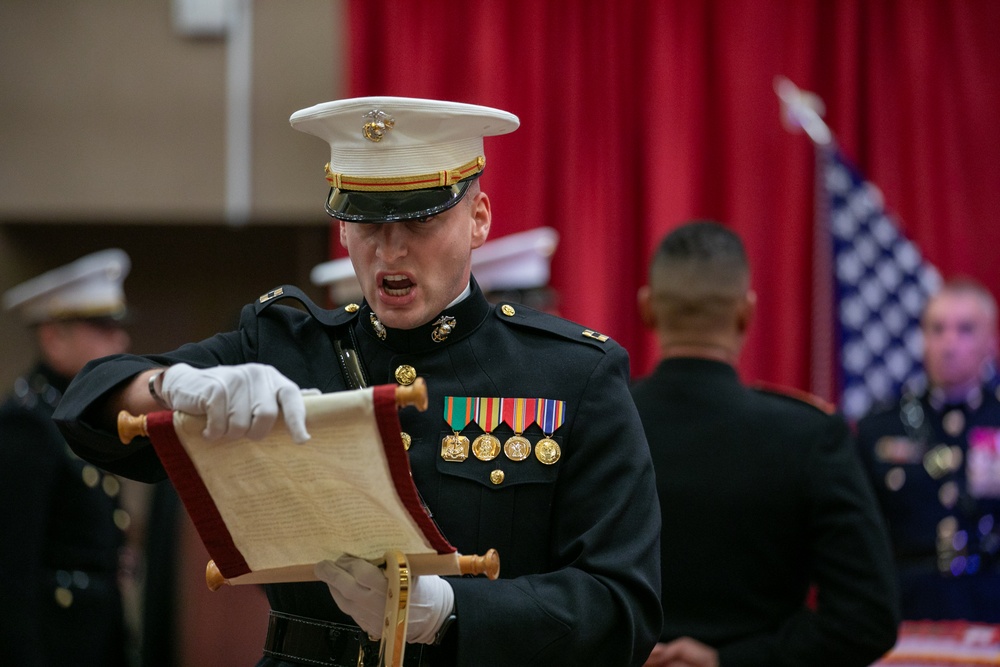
<box><xmin>534</xmin><ymin>398</ymin><xmax>565</xmax><ymax>465</ymax></box>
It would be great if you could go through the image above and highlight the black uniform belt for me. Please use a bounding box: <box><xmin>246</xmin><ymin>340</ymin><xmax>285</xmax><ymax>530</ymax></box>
<box><xmin>263</xmin><ymin>610</ymin><xmax>427</xmax><ymax>667</ymax></box>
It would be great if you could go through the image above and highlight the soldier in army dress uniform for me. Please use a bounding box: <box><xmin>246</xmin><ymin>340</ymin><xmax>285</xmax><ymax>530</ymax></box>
<box><xmin>0</xmin><ymin>249</ymin><xmax>132</xmax><ymax>666</ymax></box>
<box><xmin>857</xmin><ymin>278</ymin><xmax>1000</xmax><ymax>622</ymax></box>
<box><xmin>632</xmin><ymin>222</ymin><xmax>899</xmax><ymax>667</ymax></box>
<box><xmin>52</xmin><ymin>98</ymin><xmax>662</xmax><ymax>667</ymax></box>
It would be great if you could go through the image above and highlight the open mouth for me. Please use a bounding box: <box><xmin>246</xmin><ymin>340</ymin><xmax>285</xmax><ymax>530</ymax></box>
<box><xmin>382</xmin><ymin>274</ymin><xmax>414</xmax><ymax>297</ymax></box>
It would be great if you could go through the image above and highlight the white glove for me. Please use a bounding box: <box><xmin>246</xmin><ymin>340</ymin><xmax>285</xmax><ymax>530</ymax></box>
<box><xmin>314</xmin><ymin>555</ymin><xmax>455</xmax><ymax>644</ymax></box>
<box><xmin>159</xmin><ymin>362</ymin><xmax>312</xmax><ymax>443</ymax></box>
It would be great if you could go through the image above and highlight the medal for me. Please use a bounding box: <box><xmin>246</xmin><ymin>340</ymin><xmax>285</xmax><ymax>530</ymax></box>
<box><xmin>534</xmin><ymin>398</ymin><xmax>565</xmax><ymax>465</ymax></box>
<box><xmin>472</xmin><ymin>397</ymin><xmax>502</xmax><ymax>461</ymax></box>
<box><xmin>535</xmin><ymin>437</ymin><xmax>561</xmax><ymax>465</ymax></box>
<box><xmin>503</xmin><ymin>398</ymin><xmax>536</xmax><ymax>461</ymax></box>
<box><xmin>472</xmin><ymin>434</ymin><xmax>501</xmax><ymax>461</ymax></box>
<box><xmin>923</xmin><ymin>444</ymin><xmax>955</xmax><ymax>479</ymax></box>
<box><xmin>441</xmin><ymin>396</ymin><xmax>473</xmax><ymax>462</ymax></box>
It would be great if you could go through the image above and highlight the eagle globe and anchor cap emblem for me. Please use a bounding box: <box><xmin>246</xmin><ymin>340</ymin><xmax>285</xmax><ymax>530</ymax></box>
<box><xmin>362</xmin><ymin>109</ymin><xmax>395</xmax><ymax>142</ymax></box>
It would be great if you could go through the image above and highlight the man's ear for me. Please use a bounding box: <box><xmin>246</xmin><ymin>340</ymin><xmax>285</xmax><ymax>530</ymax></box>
<box><xmin>470</xmin><ymin>192</ymin><xmax>491</xmax><ymax>250</ymax></box>
<box><xmin>737</xmin><ymin>290</ymin><xmax>757</xmax><ymax>335</ymax></box>
<box><xmin>339</xmin><ymin>220</ymin><xmax>348</xmax><ymax>249</ymax></box>
<box><xmin>637</xmin><ymin>285</ymin><xmax>655</xmax><ymax>329</ymax></box>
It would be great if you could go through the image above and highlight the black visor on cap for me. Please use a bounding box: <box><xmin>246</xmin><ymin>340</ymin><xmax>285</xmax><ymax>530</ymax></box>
<box><xmin>325</xmin><ymin>175</ymin><xmax>478</xmax><ymax>223</ymax></box>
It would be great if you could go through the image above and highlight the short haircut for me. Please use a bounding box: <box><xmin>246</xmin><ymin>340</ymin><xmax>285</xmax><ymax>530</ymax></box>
<box><xmin>924</xmin><ymin>277</ymin><xmax>998</xmax><ymax>330</ymax></box>
<box><xmin>648</xmin><ymin>221</ymin><xmax>750</xmax><ymax>332</ymax></box>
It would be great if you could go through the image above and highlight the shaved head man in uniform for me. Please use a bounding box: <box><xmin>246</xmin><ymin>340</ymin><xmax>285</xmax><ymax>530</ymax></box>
<box><xmin>632</xmin><ymin>221</ymin><xmax>898</xmax><ymax>667</ymax></box>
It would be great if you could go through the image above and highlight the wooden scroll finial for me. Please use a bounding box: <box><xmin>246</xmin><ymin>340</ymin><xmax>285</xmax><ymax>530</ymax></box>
<box><xmin>117</xmin><ymin>410</ymin><xmax>148</xmax><ymax>445</ymax></box>
<box><xmin>395</xmin><ymin>377</ymin><xmax>428</xmax><ymax>411</ymax></box>
<box><xmin>458</xmin><ymin>548</ymin><xmax>500</xmax><ymax>580</ymax></box>
<box><xmin>206</xmin><ymin>560</ymin><xmax>227</xmax><ymax>591</ymax></box>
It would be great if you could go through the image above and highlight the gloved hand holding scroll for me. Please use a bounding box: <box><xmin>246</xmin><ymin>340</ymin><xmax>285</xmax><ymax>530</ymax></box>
<box><xmin>315</xmin><ymin>555</ymin><xmax>455</xmax><ymax>644</ymax></box>
<box><xmin>158</xmin><ymin>362</ymin><xmax>313</xmax><ymax>443</ymax></box>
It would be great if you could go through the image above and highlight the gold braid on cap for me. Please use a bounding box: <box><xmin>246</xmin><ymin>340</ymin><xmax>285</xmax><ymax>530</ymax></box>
<box><xmin>324</xmin><ymin>156</ymin><xmax>485</xmax><ymax>192</ymax></box>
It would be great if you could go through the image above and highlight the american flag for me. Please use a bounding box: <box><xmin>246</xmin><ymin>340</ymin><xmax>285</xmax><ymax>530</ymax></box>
<box><xmin>820</xmin><ymin>145</ymin><xmax>941</xmax><ymax>420</ymax></box>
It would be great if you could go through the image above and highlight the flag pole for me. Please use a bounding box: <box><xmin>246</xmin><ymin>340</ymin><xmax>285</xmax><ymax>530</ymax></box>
<box><xmin>774</xmin><ymin>76</ymin><xmax>833</xmax><ymax>147</ymax></box>
<box><xmin>774</xmin><ymin>76</ymin><xmax>836</xmax><ymax>403</ymax></box>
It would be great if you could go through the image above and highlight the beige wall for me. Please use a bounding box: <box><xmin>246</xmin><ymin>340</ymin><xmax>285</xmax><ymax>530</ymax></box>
<box><xmin>0</xmin><ymin>0</ymin><xmax>347</xmax><ymax>388</ymax></box>
<box><xmin>0</xmin><ymin>3</ymin><xmax>348</xmax><ymax>661</ymax></box>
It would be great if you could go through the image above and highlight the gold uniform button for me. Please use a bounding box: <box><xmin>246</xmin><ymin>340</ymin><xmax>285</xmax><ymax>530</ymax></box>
<box><xmin>345</xmin><ymin>303</ymin><xmax>360</xmax><ymax>313</ymax></box>
<box><xmin>102</xmin><ymin>475</ymin><xmax>121</xmax><ymax>498</ymax></box>
<box><xmin>113</xmin><ymin>509</ymin><xmax>132</xmax><ymax>531</ymax></box>
<box><xmin>501</xmin><ymin>304</ymin><xmax>515</xmax><ymax>317</ymax></box>
<box><xmin>54</xmin><ymin>588</ymin><xmax>74</xmax><ymax>608</ymax></box>
<box><xmin>82</xmin><ymin>465</ymin><xmax>100</xmax><ymax>488</ymax></box>
<box><xmin>395</xmin><ymin>365</ymin><xmax>416</xmax><ymax>385</ymax></box>
<box><xmin>490</xmin><ymin>469</ymin><xmax>505</xmax><ymax>485</ymax></box>
<box><xmin>401</xmin><ymin>432</ymin><xmax>412</xmax><ymax>451</ymax></box>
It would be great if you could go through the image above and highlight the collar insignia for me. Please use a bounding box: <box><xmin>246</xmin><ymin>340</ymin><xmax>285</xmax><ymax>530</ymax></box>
<box><xmin>370</xmin><ymin>313</ymin><xmax>386</xmax><ymax>340</ymax></box>
<box><xmin>431</xmin><ymin>315</ymin><xmax>457</xmax><ymax>343</ymax></box>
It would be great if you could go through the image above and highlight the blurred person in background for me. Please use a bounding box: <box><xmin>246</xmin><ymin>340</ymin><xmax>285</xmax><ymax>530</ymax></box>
<box><xmin>0</xmin><ymin>249</ymin><xmax>133</xmax><ymax>666</ymax></box>
<box><xmin>856</xmin><ymin>278</ymin><xmax>1000</xmax><ymax>622</ymax></box>
<box><xmin>632</xmin><ymin>221</ymin><xmax>898</xmax><ymax>667</ymax></box>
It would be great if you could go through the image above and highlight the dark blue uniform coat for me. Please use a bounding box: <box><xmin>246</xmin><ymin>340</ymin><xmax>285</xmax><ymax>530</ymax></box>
<box><xmin>54</xmin><ymin>280</ymin><xmax>662</xmax><ymax>667</ymax></box>
<box><xmin>631</xmin><ymin>357</ymin><xmax>898</xmax><ymax>667</ymax></box>
<box><xmin>0</xmin><ymin>363</ymin><xmax>127</xmax><ymax>667</ymax></box>
<box><xmin>856</xmin><ymin>384</ymin><xmax>1000</xmax><ymax>622</ymax></box>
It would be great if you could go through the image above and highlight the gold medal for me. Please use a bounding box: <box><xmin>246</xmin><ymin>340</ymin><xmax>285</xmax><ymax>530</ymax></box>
<box><xmin>472</xmin><ymin>398</ymin><xmax>503</xmax><ymax>461</ymax></box>
<box><xmin>534</xmin><ymin>398</ymin><xmax>565</xmax><ymax>465</ymax></box>
<box><xmin>472</xmin><ymin>434</ymin><xmax>501</xmax><ymax>461</ymax></box>
<box><xmin>502</xmin><ymin>398</ymin><xmax>537</xmax><ymax>462</ymax></box>
<box><xmin>441</xmin><ymin>433</ymin><xmax>470</xmax><ymax>462</ymax></box>
<box><xmin>442</xmin><ymin>396</ymin><xmax>474</xmax><ymax>462</ymax></box>
<box><xmin>504</xmin><ymin>435</ymin><xmax>532</xmax><ymax>461</ymax></box>
<box><xmin>534</xmin><ymin>437</ymin><xmax>561</xmax><ymax>465</ymax></box>
<box><xmin>923</xmin><ymin>444</ymin><xmax>954</xmax><ymax>479</ymax></box>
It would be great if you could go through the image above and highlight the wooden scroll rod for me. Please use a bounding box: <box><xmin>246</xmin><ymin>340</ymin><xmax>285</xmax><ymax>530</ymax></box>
<box><xmin>117</xmin><ymin>377</ymin><xmax>429</xmax><ymax>444</ymax></box>
<box><xmin>205</xmin><ymin>548</ymin><xmax>500</xmax><ymax>591</ymax></box>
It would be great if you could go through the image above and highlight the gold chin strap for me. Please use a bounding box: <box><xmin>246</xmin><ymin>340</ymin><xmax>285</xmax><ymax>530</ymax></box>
<box><xmin>376</xmin><ymin>550</ymin><xmax>411</xmax><ymax>667</ymax></box>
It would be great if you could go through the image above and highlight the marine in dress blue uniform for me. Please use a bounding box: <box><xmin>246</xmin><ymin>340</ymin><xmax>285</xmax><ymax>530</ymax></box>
<box><xmin>857</xmin><ymin>383</ymin><xmax>1000</xmax><ymax>621</ymax></box>
<box><xmin>52</xmin><ymin>98</ymin><xmax>662</xmax><ymax>667</ymax></box>
<box><xmin>1</xmin><ymin>249</ymin><xmax>132</xmax><ymax>666</ymax></box>
<box><xmin>632</xmin><ymin>222</ymin><xmax>898</xmax><ymax>667</ymax></box>
<box><xmin>856</xmin><ymin>278</ymin><xmax>1000</xmax><ymax>622</ymax></box>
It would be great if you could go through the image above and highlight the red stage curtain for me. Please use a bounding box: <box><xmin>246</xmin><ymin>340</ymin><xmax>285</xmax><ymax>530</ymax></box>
<box><xmin>344</xmin><ymin>0</ymin><xmax>1000</xmax><ymax>398</ymax></box>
